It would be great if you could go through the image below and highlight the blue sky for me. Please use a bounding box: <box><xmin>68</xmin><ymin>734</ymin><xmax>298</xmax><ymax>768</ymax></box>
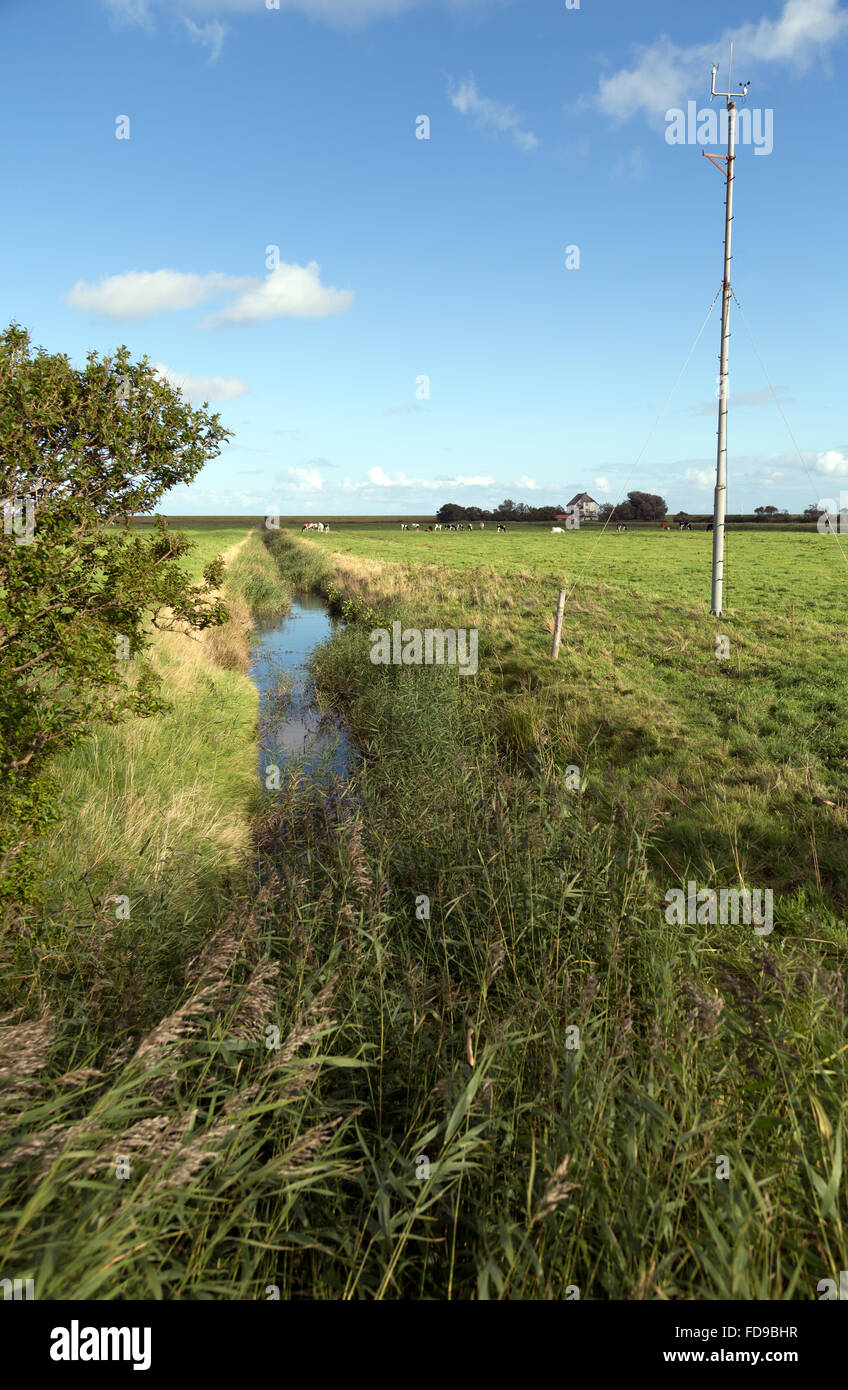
<box><xmin>2</xmin><ymin>0</ymin><xmax>846</xmax><ymax>515</ymax></box>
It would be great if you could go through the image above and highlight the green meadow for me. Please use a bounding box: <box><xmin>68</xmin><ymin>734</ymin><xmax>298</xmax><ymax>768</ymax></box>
<box><xmin>301</xmin><ymin>522</ymin><xmax>848</xmax><ymax>909</ymax></box>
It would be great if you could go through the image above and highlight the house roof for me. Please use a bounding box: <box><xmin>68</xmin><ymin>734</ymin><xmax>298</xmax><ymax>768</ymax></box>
<box><xmin>567</xmin><ymin>492</ymin><xmax>598</xmax><ymax>506</ymax></box>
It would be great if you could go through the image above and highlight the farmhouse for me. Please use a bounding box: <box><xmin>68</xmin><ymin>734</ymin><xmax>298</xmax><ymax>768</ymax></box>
<box><xmin>558</xmin><ymin>492</ymin><xmax>599</xmax><ymax>521</ymax></box>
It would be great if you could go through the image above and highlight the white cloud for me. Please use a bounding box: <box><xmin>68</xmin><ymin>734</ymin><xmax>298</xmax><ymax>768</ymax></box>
<box><xmin>282</xmin><ymin>466</ymin><xmax>325</xmax><ymax>492</ymax></box>
<box><xmin>183</xmin><ymin>16</ymin><xmax>227</xmax><ymax>62</ymax></box>
<box><xmin>595</xmin><ymin>0</ymin><xmax>848</xmax><ymax>125</ymax></box>
<box><xmin>205</xmin><ymin>262</ymin><xmax>354</xmax><ymax>326</ymax></box>
<box><xmin>594</xmin><ymin>475</ymin><xmax>611</xmax><ymax>492</ymax></box>
<box><xmin>685</xmin><ymin>467</ymin><xmax>715</xmax><ymax>490</ymax></box>
<box><xmin>517</xmin><ymin>474</ymin><xmax>539</xmax><ymax>490</ymax></box>
<box><xmin>64</xmin><ymin>269</ymin><xmax>249</xmax><ymax>320</ymax></box>
<box><xmin>367</xmin><ymin>466</ymin><xmax>396</xmax><ymax>488</ymax></box>
<box><xmin>815</xmin><ymin>448</ymin><xmax>848</xmax><ymax>475</ymax></box>
<box><xmin>65</xmin><ymin>263</ymin><xmax>352</xmax><ymax>325</ymax></box>
<box><xmin>449</xmin><ymin>75</ymin><xmax>539</xmax><ymax>152</ymax></box>
<box><xmin>151</xmin><ymin>362</ymin><xmax>249</xmax><ymax>403</ymax></box>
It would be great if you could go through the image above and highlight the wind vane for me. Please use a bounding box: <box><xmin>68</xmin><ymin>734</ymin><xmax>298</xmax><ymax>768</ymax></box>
<box><xmin>705</xmin><ymin>44</ymin><xmax>751</xmax><ymax>616</ymax></box>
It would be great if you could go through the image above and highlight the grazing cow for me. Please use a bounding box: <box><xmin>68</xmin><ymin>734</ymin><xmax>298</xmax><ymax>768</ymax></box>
<box><xmin>434</xmin><ymin>523</ymin><xmax>442</xmax><ymax>531</ymax></box>
<box><xmin>678</xmin><ymin>521</ymin><xmax>693</xmax><ymax>531</ymax></box>
<box><xmin>400</xmin><ymin>523</ymin><xmax>408</xmax><ymax>531</ymax></box>
<box><xmin>467</xmin><ymin>523</ymin><xmax>473</xmax><ymax>532</ymax></box>
<box><xmin>497</xmin><ymin>523</ymin><xmax>507</xmax><ymax>533</ymax></box>
<box><xmin>551</xmin><ymin>526</ymin><xmax>564</xmax><ymax>534</ymax></box>
<box><xmin>411</xmin><ymin>522</ymin><xmax>420</xmax><ymax>531</ymax></box>
<box><xmin>616</xmin><ymin>523</ymin><xmax>627</xmax><ymax>533</ymax></box>
<box><xmin>426</xmin><ymin>526</ymin><xmax>433</xmax><ymax>532</ymax></box>
<box><xmin>480</xmin><ymin>522</ymin><xmax>485</xmax><ymax>530</ymax></box>
<box><xmin>706</xmin><ymin>522</ymin><xmax>714</xmax><ymax>532</ymax></box>
<box><xmin>660</xmin><ymin>522</ymin><xmax>670</xmax><ymax>531</ymax></box>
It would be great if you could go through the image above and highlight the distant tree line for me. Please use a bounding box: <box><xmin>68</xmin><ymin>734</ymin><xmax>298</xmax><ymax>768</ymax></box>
<box><xmin>437</xmin><ymin>492</ymin><xmax>669</xmax><ymax>523</ymax></box>
<box><xmin>436</xmin><ymin>496</ymin><xmax>826</xmax><ymax>525</ymax></box>
<box><xmin>436</xmin><ymin>499</ymin><xmax>565</xmax><ymax>523</ymax></box>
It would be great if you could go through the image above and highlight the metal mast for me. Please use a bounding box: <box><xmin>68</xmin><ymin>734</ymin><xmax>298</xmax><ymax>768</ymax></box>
<box><xmin>704</xmin><ymin>46</ymin><xmax>749</xmax><ymax>616</ymax></box>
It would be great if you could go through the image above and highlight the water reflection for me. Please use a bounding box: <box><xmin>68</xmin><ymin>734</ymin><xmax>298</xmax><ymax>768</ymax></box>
<box><xmin>249</xmin><ymin>593</ymin><xmax>356</xmax><ymax>789</ymax></box>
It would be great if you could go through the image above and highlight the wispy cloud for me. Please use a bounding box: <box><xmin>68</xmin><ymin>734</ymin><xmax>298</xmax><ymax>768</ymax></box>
<box><xmin>449</xmin><ymin>75</ymin><xmax>539</xmax><ymax>152</ymax></box>
<box><xmin>594</xmin><ymin>0</ymin><xmax>848</xmax><ymax>125</ymax></box>
<box><xmin>103</xmin><ymin>0</ymin><xmax>154</xmax><ymax>26</ymax></box>
<box><xmin>345</xmin><ymin>467</ymin><xmax>495</xmax><ymax>492</ymax></box>
<box><xmin>692</xmin><ymin>385</ymin><xmax>792</xmax><ymax>415</ymax></box>
<box><xmin>164</xmin><ymin>486</ymin><xmax>271</xmax><ymax>508</ymax></box>
<box><xmin>152</xmin><ymin>361</ymin><xmax>249</xmax><ymax>403</ymax></box>
<box><xmin>685</xmin><ymin>466</ymin><xmax>715</xmax><ymax>490</ymax></box>
<box><xmin>183</xmin><ymin>16</ymin><xmax>227</xmax><ymax>63</ymax></box>
<box><xmin>279</xmin><ymin>466</ymin><xmax>325</xmax><ymax>493</ymax></box>
<box><xmin>103</xmin><ymin>0</ymin><xmax>487</xmax><ymax>40</ymax></box>
<box><xmin>612</xmin><ymin>147</ymin><xmax>646</xmax><ymax>181</ymax></box>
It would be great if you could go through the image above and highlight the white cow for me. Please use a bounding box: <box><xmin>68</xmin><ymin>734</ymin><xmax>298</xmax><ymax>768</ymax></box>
<box><xmin>551</xmin><ymin>526</ymin><xmax>564</xmax><ymax>534</ymax></box>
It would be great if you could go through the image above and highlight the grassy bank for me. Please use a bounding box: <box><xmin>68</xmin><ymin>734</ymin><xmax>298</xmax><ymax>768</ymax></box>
<box><xmin>2</xmin><ymin>525</ymin><xmax>845</xmax><ymax>1301</ymax></box>
<box><xmin>28</xmin><ymin>525</ymin><xmax>268</xmax><ymax>927</ymax></box>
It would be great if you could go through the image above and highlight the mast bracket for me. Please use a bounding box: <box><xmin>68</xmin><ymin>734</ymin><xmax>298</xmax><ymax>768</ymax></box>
<box><xmin>702</xmin><ymin>151</ymin><xmax>729</xmax><ymax>176</ymax></box>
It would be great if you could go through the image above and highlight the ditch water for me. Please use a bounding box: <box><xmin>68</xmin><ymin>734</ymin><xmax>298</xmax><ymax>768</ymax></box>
<box><xmin>249</xmin><ymin>592</ymin><xmax>357</xmax><ymax>793</ymax></box>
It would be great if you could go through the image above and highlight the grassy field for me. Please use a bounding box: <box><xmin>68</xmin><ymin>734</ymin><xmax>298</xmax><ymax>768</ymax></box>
<box><xmin>3</xmin><ymin>518</ymin><xmax>846</xmax><ymax>1301</ymax></box>
<box><xmin>297</xmin><ymin>521</ymin><xmax>848</xmax><ymax>910</ymax></box>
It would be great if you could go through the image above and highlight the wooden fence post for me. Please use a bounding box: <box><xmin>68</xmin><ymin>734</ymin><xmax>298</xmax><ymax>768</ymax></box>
<box><xmin>551</xmin><ymin>588</ymin><xmax>566</xmax><ymax>660</ymax></box>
